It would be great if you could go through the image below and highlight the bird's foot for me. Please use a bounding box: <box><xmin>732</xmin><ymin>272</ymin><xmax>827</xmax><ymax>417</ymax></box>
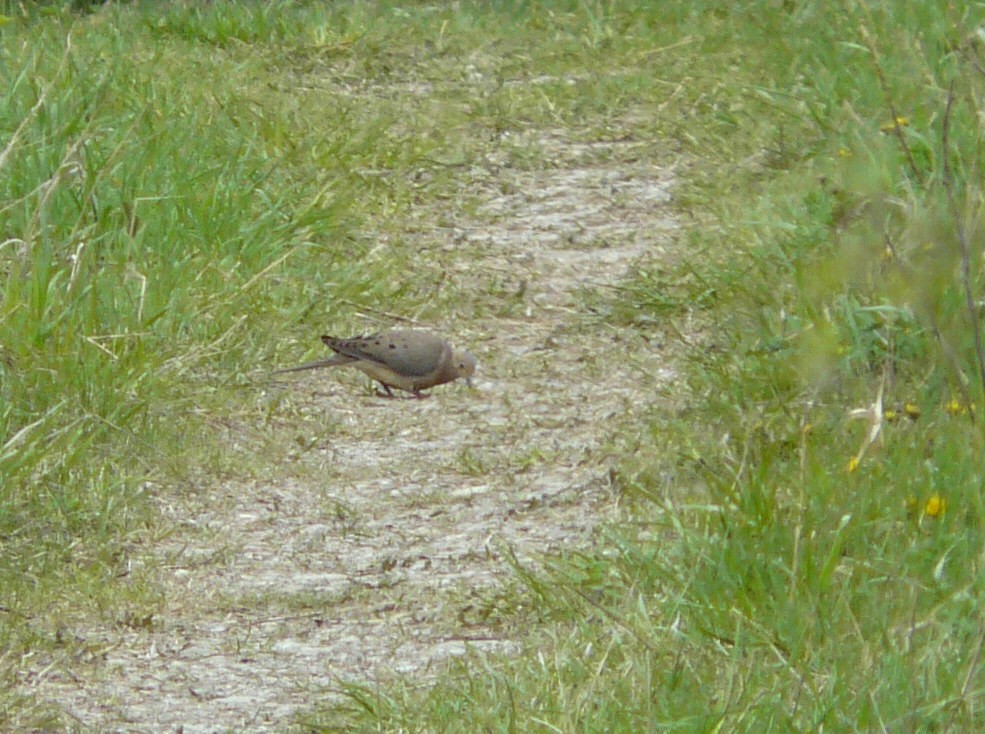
<box><xmin>374</xmin><ymin>383</ymin><xmax>397</xmax><ymax>399</ymax></box>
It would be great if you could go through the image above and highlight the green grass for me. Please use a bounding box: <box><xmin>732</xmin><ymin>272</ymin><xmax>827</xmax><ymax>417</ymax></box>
<box><xmin>4</xmin><ymin>0</ymin><xmax>985</xmax><ymax>731</ymax></box>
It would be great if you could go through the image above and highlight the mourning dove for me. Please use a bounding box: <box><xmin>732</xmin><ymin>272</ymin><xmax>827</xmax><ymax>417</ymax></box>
<box><xmin>275</xmin><ymin>329</ymin><xmax>477</xmax><ymax>398</ymax></box>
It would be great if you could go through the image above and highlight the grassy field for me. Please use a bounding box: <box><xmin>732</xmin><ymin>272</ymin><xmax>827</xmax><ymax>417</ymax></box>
<box><xmin>2</xmin><ymin>0</ymin><xmax>985</xmax><ymax>731</ymax></box>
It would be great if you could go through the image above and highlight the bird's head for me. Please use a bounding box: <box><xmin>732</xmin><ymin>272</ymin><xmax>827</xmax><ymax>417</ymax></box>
<box><xmin>454</xmin><ymin>349</ymin><xmax>478</xmax><ymax>387</ymax></box>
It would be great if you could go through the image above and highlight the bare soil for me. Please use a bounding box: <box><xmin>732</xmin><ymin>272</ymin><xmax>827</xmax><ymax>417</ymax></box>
<box><xmin>25</xmin><ymin>127</ymin><xmax>678</xmax><ymax>732</ymax></box>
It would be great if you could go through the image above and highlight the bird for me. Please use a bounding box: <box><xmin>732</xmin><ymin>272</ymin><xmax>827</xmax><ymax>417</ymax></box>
<box><xmin>274</xmin><ymin>329</ymin><xmax>477</xmax><ymax>398</ymax></box>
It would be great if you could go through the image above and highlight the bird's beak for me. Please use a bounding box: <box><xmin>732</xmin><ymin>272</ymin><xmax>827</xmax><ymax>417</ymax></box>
<box><xmin>466</xmin><ymin>376</ymin><xmax>474</xmax><ymax>388</ymax></box>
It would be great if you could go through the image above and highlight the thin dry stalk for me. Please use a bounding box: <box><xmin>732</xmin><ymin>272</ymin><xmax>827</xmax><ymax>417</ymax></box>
<box><xmin>941</xmin><ymin>81</ymin><xmax>985</xmax><ymax>405</ymax></box>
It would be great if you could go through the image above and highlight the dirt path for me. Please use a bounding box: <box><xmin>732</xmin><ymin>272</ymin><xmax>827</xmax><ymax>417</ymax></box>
<box><xmin>28</xmin><ymin>128</ymin><xmax>677</xmax><ymax>732</ymax></box>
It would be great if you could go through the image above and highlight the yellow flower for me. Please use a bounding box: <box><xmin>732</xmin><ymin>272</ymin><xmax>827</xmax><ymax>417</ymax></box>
<box><xmin>880</xmin><ymin>116</ymin><xmax>910</xmax><ymax>132</ymax></box>
<box><xmin>946</xmin><ymin>399</ymin><xmax>968</xmax><ymax>415</ymax></box>
<box><xmin>884</xmin><ymin>409</ymin><xmax>898</xmax><ymax>422</ymax></box>
<box><xmin>837</xmin><ymin>147</ymin><xmax>853</xmax><ymax>158</ymax></box>
<box><xmin>925</xmin><ymin>493</ymin><xmax>946</xmax><ymax>518</ymax></box>
<box><xmin>847</xmin><ymin>456</ymin><xmax>860</xmax><ymax>473</ymax></box>
<box><xmin>904</xmin><ymin>403</ymin><xmax>921</xmax><ymax>420</ymax></box>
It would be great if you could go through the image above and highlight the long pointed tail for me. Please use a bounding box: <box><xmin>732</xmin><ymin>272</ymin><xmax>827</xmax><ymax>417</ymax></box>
<box><xmin>272</xmin><ymin>355</ymin><xmax>354</xmax><ymax>374</ymax></box>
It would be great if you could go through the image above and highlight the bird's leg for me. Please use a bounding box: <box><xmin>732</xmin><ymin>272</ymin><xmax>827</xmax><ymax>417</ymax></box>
<box><xmin>411</xmin><ymin>389</ymin><xmax>430</xmax><ymax>399</ymax></box>
<box><xmin>375</xmin><ymin>383</ymin><xmax>397</xmax><ymax>399</ymax></box>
